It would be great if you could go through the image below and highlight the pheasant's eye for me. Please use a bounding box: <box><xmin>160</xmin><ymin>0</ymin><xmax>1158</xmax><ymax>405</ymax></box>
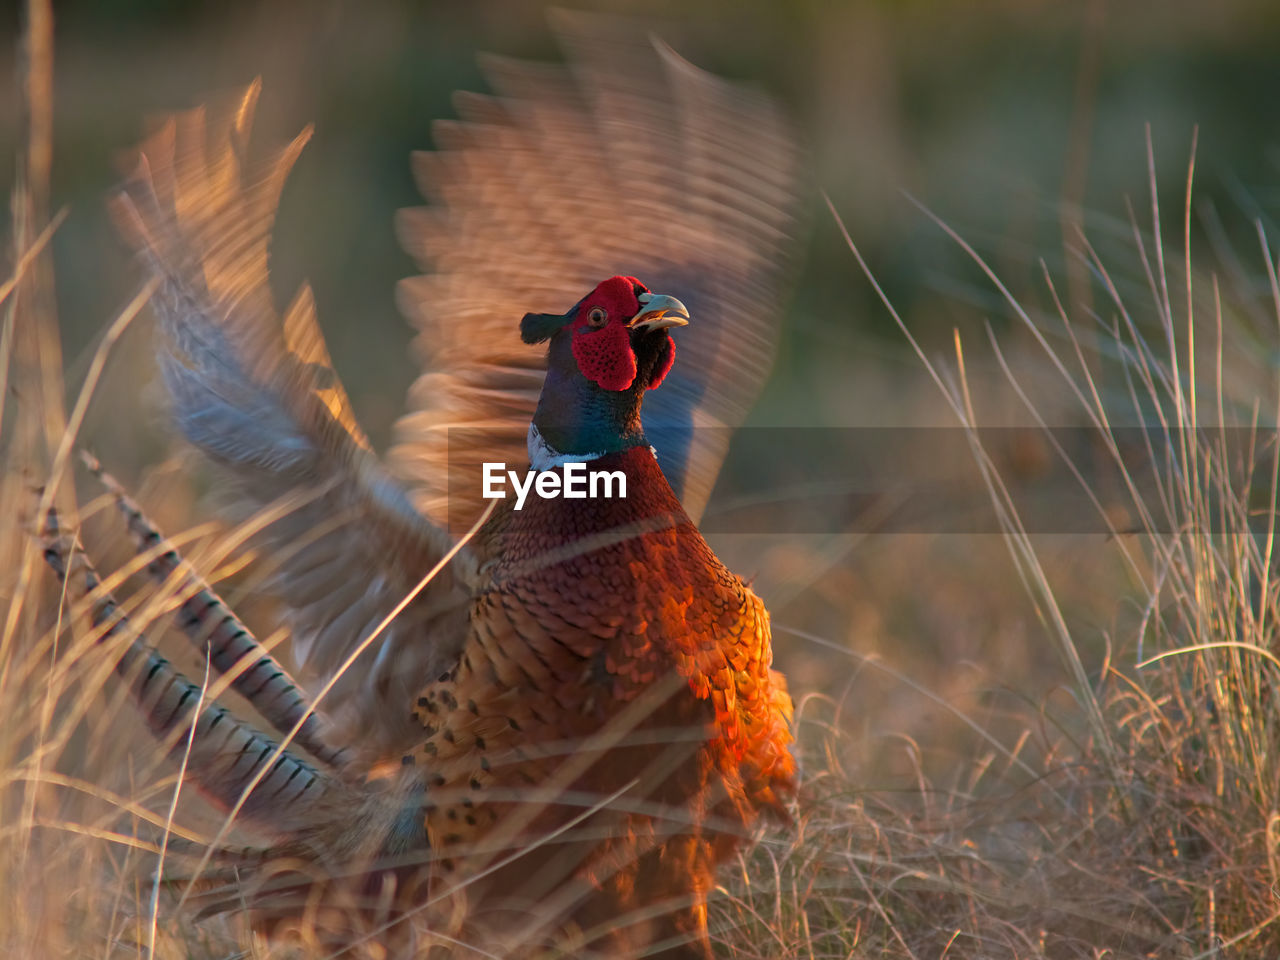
<box><xmin>587</xmin><ymin>307</ymin><xmax>608</xmax><ymax>329</ymax></box>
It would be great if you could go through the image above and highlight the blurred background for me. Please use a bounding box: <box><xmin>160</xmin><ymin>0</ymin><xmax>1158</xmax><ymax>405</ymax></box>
<box><xmin>6</xmin><ymin>0</ymin><xmax>1280</xmax><ymax>780</ymax></box>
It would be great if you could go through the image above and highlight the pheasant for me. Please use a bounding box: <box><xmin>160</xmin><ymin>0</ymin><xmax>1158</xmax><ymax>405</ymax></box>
<box><xmin>39</xmin><ymin>14</ymin><xmax>799</xmax><ymax>959</ymax></box>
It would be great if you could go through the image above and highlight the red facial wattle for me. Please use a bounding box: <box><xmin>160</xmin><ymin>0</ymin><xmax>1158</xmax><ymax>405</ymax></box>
<box><xmin>648</xmin><ymin>337</ymin><xmax>675</xmax><ymax>390</ymax></box>
<box><xmin>572</xmin><ymin>319</ymin><xmax>638</xmax><ymax>391</ymax></box>
<box><xmin>569</xmin><ymin>275</ymin><xmax>644</xmax><ymax>391</ymax></box>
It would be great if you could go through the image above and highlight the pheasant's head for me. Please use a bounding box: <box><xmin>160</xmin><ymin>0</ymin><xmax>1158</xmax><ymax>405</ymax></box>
<box><xmin>521</xmin><ymin>276</ymin><xmax>689</xmax><ymax>462</ymax></box>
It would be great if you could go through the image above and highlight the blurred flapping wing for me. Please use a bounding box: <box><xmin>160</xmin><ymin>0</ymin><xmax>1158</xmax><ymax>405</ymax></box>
<box><xmin>393</xmin><ymin>11</ymin><xmax>802</xmax><ymax>526</ymax></box>
<box><xmin>112</xmin><ymin>82</ymin><xmax>475</xmax><ymax>757</ymax></box>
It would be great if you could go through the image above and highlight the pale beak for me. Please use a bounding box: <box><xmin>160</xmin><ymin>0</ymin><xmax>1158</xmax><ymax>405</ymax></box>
<box><xmin>628</xmin><ymin>292</ymin><xmax>690</xmax><ymax>333</ymax></box>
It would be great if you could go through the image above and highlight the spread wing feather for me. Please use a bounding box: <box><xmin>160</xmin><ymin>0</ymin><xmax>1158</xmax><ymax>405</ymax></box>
<box><xmin>112</xmin><ymin>82</ymin><xmax>474</xmax><ymax>758</ymax></box>
<box><xmin>391</xmin><ymin>10</ymin><xmax>802</xmax><ymax>527</ymax></box>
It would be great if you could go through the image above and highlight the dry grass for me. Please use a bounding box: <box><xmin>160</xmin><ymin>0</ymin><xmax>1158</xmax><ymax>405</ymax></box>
<box><xmin>708</xmin><ymin>146</ymin><xmax>1280</xmax><ymax>958</ymax></box>
<box><xmin>6</xmin><ymin>10</ymin><xmax>1280</xmax><ymax>960</ymax></box>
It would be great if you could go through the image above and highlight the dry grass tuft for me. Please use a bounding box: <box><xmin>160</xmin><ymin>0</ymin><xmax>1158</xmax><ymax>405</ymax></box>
<box><xmin>710</xmin><ymin>145</ymin><xmax>1280</xmax><ymax>958</ymax></box>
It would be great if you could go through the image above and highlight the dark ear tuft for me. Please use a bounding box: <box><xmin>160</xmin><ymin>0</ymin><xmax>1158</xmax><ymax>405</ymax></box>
<box><xmin>520</xmin><ymin>311</ymin><xmax>570</xmax><ymax>344</ymax></box>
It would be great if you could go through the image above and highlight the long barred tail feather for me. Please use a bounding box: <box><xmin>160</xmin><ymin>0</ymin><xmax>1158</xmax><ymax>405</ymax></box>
<box><xmin>38</xmin><ymin>505</ymin><xmax>343</xmax><ymax>828</ymax></box>
<box><xmin>37</xmin><ymin>503</ymin><xmax>437</xmax><ymax>932</ymax></box>
<box><xmin>79</xmin><ymin>451</ymin><xmax>351</xmax><ymax>771</ymax></box>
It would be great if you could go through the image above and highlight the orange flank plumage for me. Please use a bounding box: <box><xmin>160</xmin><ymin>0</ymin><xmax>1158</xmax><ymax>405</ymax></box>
<box><xmin>410</xmin><ymin>446</ymin><xmax>794</xmax><ymax>954</ymax></box>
